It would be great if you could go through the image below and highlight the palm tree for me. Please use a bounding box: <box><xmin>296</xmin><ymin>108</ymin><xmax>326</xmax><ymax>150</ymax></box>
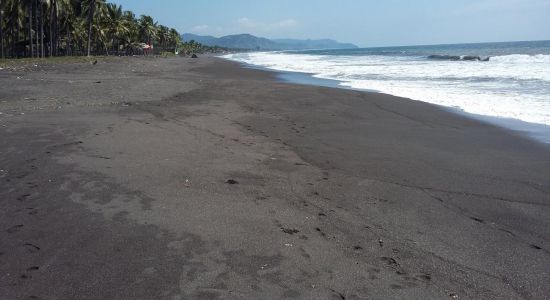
<box><xmin>104</xmin><ymin>3</ymin><xmax>128</xmax><ymax>54</ymax></box>
<box><xmin>38</xmin><ymin>0</ymin><xmax>45</xmax><ymax>57</ymax></box>
<box><xmin>157</xmin><ymin>25</ymin><xmax>167</xmax><ymax>51</ymax></box>
<box><xmin>0</xmin><ymin>0</ymin><xmax>5</xmax><ymax>58</ymax></box>
<box><xmin>1</xmin><ymin>0</ymin><xmax>181</xmax><ymax>58</ymax></box>
<box><xmin>71</xmin><ymin>16</ymin><xmax>87</xmax><ymax>55</ymax></box>
<box><xmin>85</xmin><ymin>0</ymin><xmax>94</xmax><ymax>56</ymax></box>
<box><xmin>138</xmin><ymin>15</ymin><xmax>156</xmax><ymax>49</ymax></box>
<box><xmin>169</xmin><ymin>28</ymin><xmax>181</xmax><ymax>49</ymax></box>
<box><xmin>33</xmin><ymin>0</ymin><xmax>38</xmax><ymax>58</ymax></box>
<box><xmin>26</xmin><ymin>0</ymin><xmax>34</xmax><ymax>57</ymax></box>
<box><xmin>49</xmin><ymin>0</ymin><xmax>72</xmax><ymax>56</ymax></box>
<box><xmin>7</xmin><ymin>0</ymin><xmax>25</xmax><ymax>58</ymax></box>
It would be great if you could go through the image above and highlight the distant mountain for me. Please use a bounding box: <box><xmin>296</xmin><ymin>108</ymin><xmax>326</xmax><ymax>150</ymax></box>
<box><xmin>272</xmin><ymin>38</ymin><xmax>358</xmax><ymax>50</ymax></box>
<box><xmin>217</xmin><ymin>34</ymin><xmax>280</xmax><ymax>50</ymax></box>
<box><xmin>182</xmin><ymin>33</ymin><xmax>358</xmax><ymax>50</ymax></box>
<box><xmin>181</xmin><ymin>34</ymin><xmax>220</xmax><ymax>46</ymax></box>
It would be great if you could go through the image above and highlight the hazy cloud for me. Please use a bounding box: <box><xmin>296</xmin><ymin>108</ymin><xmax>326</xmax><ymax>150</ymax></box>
<box><xmin>236</xmin><ymin>17</ymin><xmax>298</xmax><ymax>32</ymax></box>
<box><xmin>190</xmin><ymin>25</ymin><xmax>210</xmax><ymax>32</ymax></box>
<box><xmin>190</xmin><ymin>17</ymin><xmax>298</xmax><ymax>37</ymax></box>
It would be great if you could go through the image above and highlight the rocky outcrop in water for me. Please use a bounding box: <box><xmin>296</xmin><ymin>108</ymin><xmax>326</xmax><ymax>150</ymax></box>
<box><xmin>428</xmin><ymin>55</ymin><xmax>490</xmax><ymax>61</ymax></box>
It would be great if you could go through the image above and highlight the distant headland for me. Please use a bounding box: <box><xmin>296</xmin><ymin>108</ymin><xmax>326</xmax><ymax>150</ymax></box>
<box><xmin>182</xmin><ymin>33</ymin><xmax>359</xmax><ymax>50</ymax></box>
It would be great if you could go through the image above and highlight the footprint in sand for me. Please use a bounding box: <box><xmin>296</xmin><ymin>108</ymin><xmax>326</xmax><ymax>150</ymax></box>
<box><xmin>6</xmin><ymin>224</ymin><xmax>24</xmax><ymax>234</ymax></box>
<box><xmin>15</xmin><ymin>172</ymin><xmax>30</xmax><ymax>179</ymax></box>
<box><xmin>315</xmin><ymin>227</ymin><xmax>327</xmax><ymax>238</ymax></box>
<box><xmin>23</xmin><ymin>243</ymin><xmax>41</xmax><ymax>253</ymax></box>
<box><xmin>26</xmin><ymin>182</ymin><xmax>39</xmax><ymax>189</ymax></box>
<box><xmin>417</xmin><ymin>273</ymin><xmax>432</xmax><ymax>281</ymax></box>
<box><xmin>471</xmin><ymin>216</ymin><xmax>485</xmax><ymax>223</ymax></box>
<box><xmin>20</xmin><ymin>266</ymin><xmax>40</xmax><ymax>280</ymax></box>
<box><xmin>381</xmin><ymin>256</ymin><xmax>399</xmax><ymax>267</ymax></box>
<box><xmin>17</xmin><ymin>194</ymin><xmax>31</xmax><ymax>201</ymax></box>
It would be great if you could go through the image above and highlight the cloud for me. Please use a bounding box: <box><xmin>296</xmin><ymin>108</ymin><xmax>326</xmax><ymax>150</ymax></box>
<box><xmin>188</xmin><ymin>18</ymin><xmax>299</xmax><ymax>37</ymax></box>
<box><xmin>190</xmin><ymin>25</ymin><xmax>210</xmax><ymax>33</ymax></box>
<box><xmin>236</xmin><ymin>17</ymin><xmax>299</xmax><ymax>32</ymax></box>
<box><xmin>274</xmin><ymin>19</ymin><xmax>298</xmax><ymax>29</ymax></box>
<box><xmin>237</xmin><ymin>17</ymin><xmax>256</xmax><ymax>29</ymax></box>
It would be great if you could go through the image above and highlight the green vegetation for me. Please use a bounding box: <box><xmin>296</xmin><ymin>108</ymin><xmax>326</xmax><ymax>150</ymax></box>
<box><xmin>0</xmin><ymin>0</ymin><xmax>182</xmax><ymax>58</ymax></box>
<box><xmin>179</xmin><ymin>40</ymin><xmax>229</xmax><ymax>56</ymax></box>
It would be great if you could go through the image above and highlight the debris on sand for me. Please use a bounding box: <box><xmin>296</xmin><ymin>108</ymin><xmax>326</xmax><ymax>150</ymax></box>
<box><xmin>281</xmin><ymin>228</ymin><xmax>299</xmax><ymax>235</ymax></box>
<box><xmin>226</xmin><ymin>179</ymin><xmax>239</xmax><ymax>185</ymax></box>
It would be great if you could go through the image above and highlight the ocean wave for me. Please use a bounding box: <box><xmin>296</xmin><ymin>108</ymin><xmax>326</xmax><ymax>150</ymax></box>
<box><xmin>223</xmin><ymin>51</ymin><xmax>550</xmax><ymax>126</ymax></box>
<box><xmin>489</xmin><ymin>54</ymin><xmax>550</xmax><ymax>63</ymax></box>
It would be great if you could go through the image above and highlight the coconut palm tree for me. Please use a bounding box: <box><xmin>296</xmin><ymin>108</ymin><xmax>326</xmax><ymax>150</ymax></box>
<box><xmin>169</xmin><ymin>28</ymin><xmax>181</xmax><ymax>49</ymax></box>
<box><xmin>71</xmin><ymin>16</ymin><xmax>87</xmax><ymax>54</ymax></box>
<box><xmin>157</xmin><ymin>25</ymin><xmax>168</xmax><ymax>51</ymax></box>
<box><xmin>138</xmin><ymin>15</ymin><xmax>156</xmax><ymax>45</ymax></box>
<box><xmin>1</xmin><ymin>0</ymin><xmax>4</xmax><ymax>58</ymax></box>
<box><xmin>104</xmin><ymin>3</ymin><xmax>128</xmax><ymax>54</ymax></box>
<box><xmin>56</xmin><ymin>0</ymin><xmax>74</xmax><ymax>55</ymax></box>
<box><xmin>82</xmin><ymin>0</ymin><xmax>106</xmax><ymax>56</ymax></box>
<box><xmin>6</xmin><ymin>0</ymin><xmax>25</xmax><ymax>57</ymax></box>
<box><xmin>1</xmin><ymin>0</ymin><xmax>181</xmax><ymax>58</ymax></box>
<box><xmin>85</xmin><ymin>0</ymin><xmax>94</xmax><ymax>56</ymax></box>
<box><xmin>24</xmin><ymin>0</ymin><xmax>33</xmax><ymax>57</ymax></box>
<box><xmin>37</xmin><ymin>0</ymin><xmax>47</xmax><ymax>57</ymax></box>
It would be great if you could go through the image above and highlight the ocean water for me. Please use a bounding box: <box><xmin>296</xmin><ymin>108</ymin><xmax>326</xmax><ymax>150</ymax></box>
<box><xmin>223</xmin><ymin>41</ymin><xmax>550</xmax><ymax>142</ymax></box>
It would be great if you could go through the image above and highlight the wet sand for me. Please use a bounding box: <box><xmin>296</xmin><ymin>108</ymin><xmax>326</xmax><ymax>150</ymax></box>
<box><xmin>1</xmin><ymin>56</ymin><xmax>549</xmax><ymax>299</ymax></box>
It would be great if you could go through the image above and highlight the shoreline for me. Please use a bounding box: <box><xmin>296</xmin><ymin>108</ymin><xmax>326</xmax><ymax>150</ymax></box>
<box><xmin>222</xmin><ymin>55</ymin><xmax>550</xmax><ymax>145</ymax></box>
<box><xmin>1</xmin><ymin>56</ymin><xmax>549</xmax><ymax>299</ymax></box>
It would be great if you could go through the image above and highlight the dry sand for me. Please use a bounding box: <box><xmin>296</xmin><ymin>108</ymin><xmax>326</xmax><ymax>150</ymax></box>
<box><xmin>1</xmin><ymin>56</ymin><xmax>549</xmax><ymax>299</ymax></box>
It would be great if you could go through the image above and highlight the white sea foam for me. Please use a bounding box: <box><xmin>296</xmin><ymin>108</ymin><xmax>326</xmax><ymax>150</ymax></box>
<box><xmin>224</xmin><ymin>52</ymin><xmax>550</xmax><ymax>126</ymax></box>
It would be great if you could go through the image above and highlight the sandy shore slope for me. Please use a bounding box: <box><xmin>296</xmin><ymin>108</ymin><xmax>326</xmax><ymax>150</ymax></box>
<box><xmin>1</xmin><ymin>56</ymin><xmax>549</xmax><ymax>299</ymax></box>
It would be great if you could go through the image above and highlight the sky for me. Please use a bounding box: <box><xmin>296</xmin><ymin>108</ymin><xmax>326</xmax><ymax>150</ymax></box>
<box><xmin>110</xmin><ymin>0</ymin><xmax>550</xmax><ymax>47</ymax></box>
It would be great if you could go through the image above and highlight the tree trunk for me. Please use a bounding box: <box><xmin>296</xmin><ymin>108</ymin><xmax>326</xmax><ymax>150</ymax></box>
<box><xmin>0</xmin><ymin>0</ymin><xmax>4</xmax><ymax>59</ymax></box>
<box><xmin>49</xmin><ymin>0</ymin><xmax>53</xmax><ymax>56</ymax></box>
<box><xmin>86</xmin><ymin>0</ymin><xmax>95</xmax><ymax>56</ymax></box>
<box><xmin>54</xmin><ymin>0</ymin><xmax>59</xmax><ymax>56</ymax></box>
<box><xmin>13</xmin><ymin>16</ymin><xmax>18</xmax><ymax>58</ymax></box>
<box><xmin>28</xmin><ymin>2</ymin><xmax>33</xmax><ymax>57</ymax></box>
<box><xmin>66</xmin><ymin>29</ymin><xmax>70</xmax><ymax>56</ymax></box>
<box><xmin>40</xmin><ymin>0</ymin><xmax>44</xmax><ymax>58</ymax></box>
<box><xmin>34</xmin><ymin>0</ymin><xmax>38</xmax><ymax>58</ymax></box>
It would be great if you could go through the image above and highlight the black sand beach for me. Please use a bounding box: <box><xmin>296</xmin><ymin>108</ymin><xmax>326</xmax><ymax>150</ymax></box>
<box><xmin>1</xmin><ymin>56</ymin><xmax>549</xmax><ymax>299</ymax></box>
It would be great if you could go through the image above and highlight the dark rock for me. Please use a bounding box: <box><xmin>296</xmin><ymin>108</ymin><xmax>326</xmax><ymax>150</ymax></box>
<box><xmin>428</xmin><ymin>54</ymin><xmax>490</xmax><ymax>62</ymax></box>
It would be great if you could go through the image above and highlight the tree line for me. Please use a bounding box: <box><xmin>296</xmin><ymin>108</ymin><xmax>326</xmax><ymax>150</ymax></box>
<box><xmin>0</xmin><ymin>0</ymin><xmax>183</xmax><ymax>58</ymax></box>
